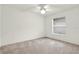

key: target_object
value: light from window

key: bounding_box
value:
[52,17,66,34]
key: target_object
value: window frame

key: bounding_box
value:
[52,17,66,34]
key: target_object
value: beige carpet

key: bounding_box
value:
[0,37,79,54]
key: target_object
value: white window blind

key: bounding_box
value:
[52,17,66,34]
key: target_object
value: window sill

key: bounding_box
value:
[52,33,65,35]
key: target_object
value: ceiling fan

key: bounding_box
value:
[37,4,54,15]
[38,4,48,14]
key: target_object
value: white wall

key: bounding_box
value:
[0,5,2,47]
[46,8,79,45]
[1,5,45,46]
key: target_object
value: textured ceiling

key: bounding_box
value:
[2,4,79,15]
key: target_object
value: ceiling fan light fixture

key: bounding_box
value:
[41,9,46,14]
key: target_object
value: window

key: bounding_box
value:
[52,17,66,34]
